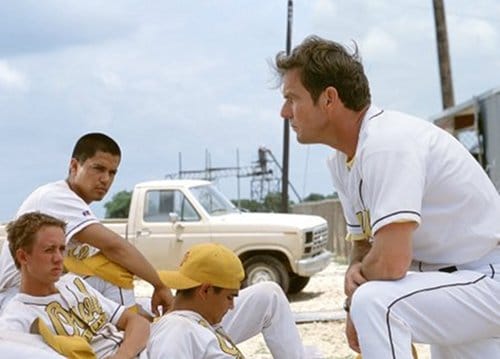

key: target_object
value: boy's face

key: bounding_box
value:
[69,150,120,204]
[18,225,66,286]
[204,286,239,325]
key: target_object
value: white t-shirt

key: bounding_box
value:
[328,105,500,267]
[149,310,244,359]
[0,180,99,289]
[0,274,125,358]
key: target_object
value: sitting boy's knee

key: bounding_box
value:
[245,281,285,305]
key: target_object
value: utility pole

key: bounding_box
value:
[281,0,293,213]
[432,0,455,109]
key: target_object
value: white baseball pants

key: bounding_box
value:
[222,281,306,359]
[350,266,500,359]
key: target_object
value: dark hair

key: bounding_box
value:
[275,35,371,111]
[71,133,121,164]
[6,212,66,269]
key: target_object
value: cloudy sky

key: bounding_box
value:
[1,0,499,220]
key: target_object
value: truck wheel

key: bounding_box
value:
[288,275,310,294]
[243,255,290,293]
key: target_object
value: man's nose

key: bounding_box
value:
[100,171,111,184]
[280,102,292,120]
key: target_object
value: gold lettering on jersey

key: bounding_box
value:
[46,301,78,336]
[73,277,108,331]
[68,245,90,260]
[45,278,108,342]
[198,319,244,358]
[356,210,372,238]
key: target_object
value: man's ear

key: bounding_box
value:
[68,158,79,177]
[323,86,339,108]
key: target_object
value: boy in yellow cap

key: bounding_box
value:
[148,242,246,358]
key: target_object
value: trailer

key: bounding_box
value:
[430,87,500,190]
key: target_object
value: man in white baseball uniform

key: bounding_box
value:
[275,35,500,358]
[0,133,306,358]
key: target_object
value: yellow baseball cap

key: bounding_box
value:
[158,243,244,290]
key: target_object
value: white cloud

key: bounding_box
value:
[99,71,123,89]
[311,0,338,31]
[450,17,499,55]
[217,104,250,118]
[360,27,398,60]
[0,60,28,90]
[313,0,337,17]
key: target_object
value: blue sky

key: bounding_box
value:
[1,0,499,220]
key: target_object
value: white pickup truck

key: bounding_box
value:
[1,180,332,294]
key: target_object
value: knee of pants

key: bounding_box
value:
[247,281,286,306]
[351,280,395,321]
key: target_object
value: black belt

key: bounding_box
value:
[438,265,458,273]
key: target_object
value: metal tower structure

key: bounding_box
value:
[165,147,301,203]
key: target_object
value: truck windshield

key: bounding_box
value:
[190,184,239,216]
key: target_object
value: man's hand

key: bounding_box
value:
[344,262,367,297]
[345,313,361,353]
[151,285,174,316]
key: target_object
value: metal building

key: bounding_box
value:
[430,87,500,190]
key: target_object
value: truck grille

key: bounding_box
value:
[303,224,328,258]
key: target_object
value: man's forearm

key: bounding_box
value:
[75,224,166,289]
[102,241,164,288]
[359,222,415,281]
[114,314,150,358]
[360,249,407,281]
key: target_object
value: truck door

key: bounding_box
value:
[134,189,211,270]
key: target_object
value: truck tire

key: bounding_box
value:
[288,275,310,294]
[243,255,290,293]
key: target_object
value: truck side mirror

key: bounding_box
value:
[169,212,179,223]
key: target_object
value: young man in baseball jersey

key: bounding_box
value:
[0,133,306,358]
[275,35,500,358]
[0,212,150,358]
[151,242,306,358]
[0,132,173,315]
[149,242,246,358]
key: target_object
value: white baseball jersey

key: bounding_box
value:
[149,310,244,358]
[328,105,500,268]
[0,274,126,358]
[0,180,99,289]
[330,105,500,358]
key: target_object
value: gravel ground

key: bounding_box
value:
[135,261,431,358]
